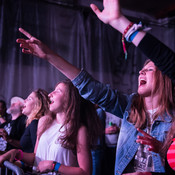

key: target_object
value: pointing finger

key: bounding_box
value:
[19,28,33,39]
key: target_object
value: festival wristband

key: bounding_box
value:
[52,161,61,172]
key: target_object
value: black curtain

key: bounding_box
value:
[0,0,175,106]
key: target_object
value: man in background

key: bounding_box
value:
[0,97,26,151]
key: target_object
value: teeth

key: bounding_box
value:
[140,80,146,85]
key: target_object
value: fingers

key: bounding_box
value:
[137,128,152,139]
[90,4,101,16]
[19,28,33,39]
[16,38,27,44]
[22,48,33,55]
[16,39,34,55]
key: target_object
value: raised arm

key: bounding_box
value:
[90,0,146,46]
[16,28,80,80]
[91,0,175,82]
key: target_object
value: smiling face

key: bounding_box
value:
[48,83,67,114]
[22,92,38,116]
[138,61,157,97]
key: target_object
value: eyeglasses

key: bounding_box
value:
[139,68,155,74]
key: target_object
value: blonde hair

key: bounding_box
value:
[26,89,50,127]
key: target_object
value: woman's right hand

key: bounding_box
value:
[16,28,55,60]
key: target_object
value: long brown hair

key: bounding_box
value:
[26,88,50,127]
[80,98,103,149]
[38,79,102,150]
[128,59,175,129]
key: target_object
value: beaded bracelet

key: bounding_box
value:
[122,22,134,60]
[15,149,23,161]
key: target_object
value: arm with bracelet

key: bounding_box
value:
[36,126,92,175]
[0,149,35,166]
[90,0,175,82]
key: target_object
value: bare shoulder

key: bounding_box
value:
[38,115,50,125]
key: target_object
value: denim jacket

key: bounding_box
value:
[72,70,172,175]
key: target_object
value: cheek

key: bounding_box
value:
[27,102,36,111]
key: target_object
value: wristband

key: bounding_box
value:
[129,30,139,42]
[52,161,61,172]
[15,149,23,161]
[122,22,134,60]
[20,161,25,169]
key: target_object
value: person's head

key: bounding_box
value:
[138,60,156,97]
[7,97,24,117]
[0,100,7,116]
[138,59,173,103]
[48,79,81,149]
[22,89,50,126]
[48,79,102,150]
[49,79,81,121]
[130,59,174,128]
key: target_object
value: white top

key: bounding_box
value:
[33,120,78,174]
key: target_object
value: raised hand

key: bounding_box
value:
[90,0,121,24]
[16,28,54,60]
[136,128,163,153]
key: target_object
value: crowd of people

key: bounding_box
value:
[0,0,175,174]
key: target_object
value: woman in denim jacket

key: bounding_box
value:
[16,0,175,174]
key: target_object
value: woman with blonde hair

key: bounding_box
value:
[20,88,50,153]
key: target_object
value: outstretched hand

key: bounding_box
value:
[16,28,54,60]
[90,0,121,24]
[136,128,163,153]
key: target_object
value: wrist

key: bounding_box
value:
[15,149,23,161]
[52,161,61,172]
[109,15,131,34]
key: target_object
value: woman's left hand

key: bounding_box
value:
[37,160,53,173]
[136,128,163,153]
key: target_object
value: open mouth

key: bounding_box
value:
[50,99,54,105]
[22,105,26,110]
[140,79,146,86]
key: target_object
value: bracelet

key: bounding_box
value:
[129,30,139,42]
[52,161,61,172]
[20,160,25,169]
[15,149,23,161]
[122,22,134,60]
[125,22,142,42]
